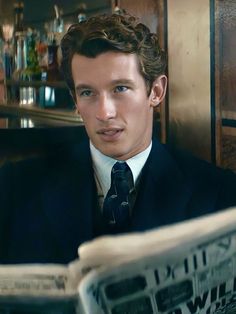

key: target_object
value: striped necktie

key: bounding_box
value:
[102,161,134,232]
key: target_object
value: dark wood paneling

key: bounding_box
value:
[119,0,168,143]
[219,0,236,112]
[120,0,160,32]
[215,0,236,171]
[221,134,236,172]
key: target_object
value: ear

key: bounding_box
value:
[149,75,167,107]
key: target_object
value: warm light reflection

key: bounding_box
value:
[20,118,34,128]
[19,87,36,106]
[2,24,14,42]
[45,86,55,104]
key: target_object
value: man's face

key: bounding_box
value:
[72,51,165,160]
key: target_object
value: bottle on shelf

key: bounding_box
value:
[39,34,61,108]
[11,1,42,106]
[1,23,14,82]
[13,33,29,105]
[1,22,14,105]
[4,1,73,110]
[53,5,64,34]
[13,1,25,71]
[23,30,41,81]
[14,1,24,34]
[77,4,87,23]
[13,30,42,106]
[46,35,60,82]
[11,1,26,104]
[36,39,47,72]
[0,38,6,103]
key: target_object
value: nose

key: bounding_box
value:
[96,94,116,121]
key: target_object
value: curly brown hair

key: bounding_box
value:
[60,13,167,98]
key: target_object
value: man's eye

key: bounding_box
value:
[114,86,128,93]
[80,90,93,97]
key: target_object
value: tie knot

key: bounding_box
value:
[112,161,129,174]
[111,162,133,189]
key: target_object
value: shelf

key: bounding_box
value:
[0,103,83,125]
[5,79,67,89]
[0,78,80,126]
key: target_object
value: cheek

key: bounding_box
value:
[76,103,89,118]
[77,107,97,135]
[129,99,151,119]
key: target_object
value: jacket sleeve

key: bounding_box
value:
[216,168,236,210]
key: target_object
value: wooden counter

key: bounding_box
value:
[0,102,83,128]
[0,102,86,166]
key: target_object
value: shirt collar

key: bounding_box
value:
[90,141,152,196]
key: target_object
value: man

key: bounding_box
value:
[0,13,235,264]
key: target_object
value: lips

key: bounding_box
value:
[97,127,122,134]
[97,127,123,141]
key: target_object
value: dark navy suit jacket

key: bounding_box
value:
[0,138,236,264]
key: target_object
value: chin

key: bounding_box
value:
[101,147,128,160]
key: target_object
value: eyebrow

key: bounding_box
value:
[111,79,135,86]
[75,84,92,91]
[75,79,134,89]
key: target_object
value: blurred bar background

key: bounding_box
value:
[0,0,235,172]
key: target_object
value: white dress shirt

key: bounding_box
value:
[90,141,152,205]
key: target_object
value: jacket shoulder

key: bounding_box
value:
[159,142,236,210]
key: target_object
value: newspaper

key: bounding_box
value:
[0,207,236,313]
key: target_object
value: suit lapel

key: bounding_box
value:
[40,140,97,261]
[40,138,193,257]
[131,139,192,231]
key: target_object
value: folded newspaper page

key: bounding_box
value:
[0,207,235,313]
[78,207,236,314]
[0,264,81,313]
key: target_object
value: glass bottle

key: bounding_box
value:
[0,38,6,103]
[1,23,14,81]
[13,33,27,105]
[13,30,41,106]
[14,1,24,34]
[39,36,59,108]
[47,36,60,82]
